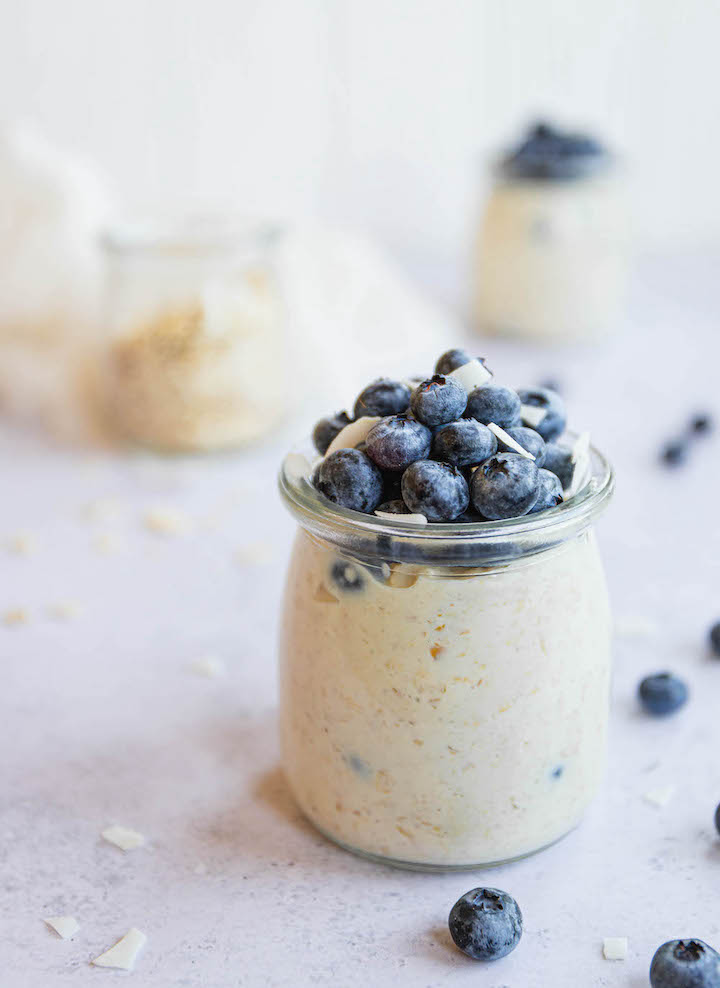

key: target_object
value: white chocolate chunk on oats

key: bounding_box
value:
[448,359,492,394]
[92,928,147,971]
[643,785,676,808]
[374,511,428,525]
[3,608,29,627]
[487,423,535,460]
[101,825,146,851]
[520,403,546,429]
[190,655,226,678]
[603,937,628,960]
[325,416,382,457]
[45,915,80,939]
[143,507,193,536]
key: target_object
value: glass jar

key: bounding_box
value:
[98,213,284,452]
[278,442,614,870]
[474,124,630,342]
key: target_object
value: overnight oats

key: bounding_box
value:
[278,349,614,869]
[474,122,629,342]
[98,214,284,451]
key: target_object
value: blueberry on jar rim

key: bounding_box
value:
[401,460,469,522]
[353,378,411,419]
[432,419,498,468]
[409,375,467,427]
[470,453,540,520]
[543,442,574,489]
[365,415,432,472]
[315,448,384,514]
[528,469,564,513]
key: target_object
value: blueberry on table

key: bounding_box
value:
[516,387,566,442]
[470,453,540,520]
[353,378,411,419]
[434,348,472,376]
[312,411,352,455]
[375,499,410,515]
[650,939,720,988]
[432,419,498,468]
[661,438,689,467]
[710,622,720,657]
[466,385,522,429]
[448,887,523,962]
[365,416,432,472]
[714,802,720,837]
[401,460,469,521]
[410,375,467,427]
[528,468,564,513]
[690,413,713,436]
[496,426,546,466]
[638,673,688,716]
[543,442,574,489]
[315,449,384,513]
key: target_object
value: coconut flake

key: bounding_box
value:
[448,359,492,394]
[101,824,146,851]
[571,431,591,463]
[567,433,592,497]
[520,403,546,429]
[487,423,535,460]
[92,928,147,971]
[374,511,428,525]
[603,937,628,960]
[45,915,80,939]
[325,416,381,457]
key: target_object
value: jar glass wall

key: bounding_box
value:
[278,443,614,870]
[98,213,285,452]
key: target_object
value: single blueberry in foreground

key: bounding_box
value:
[661,438,689,467]
[330,560,365,593]
[649,939,720,988]
[516,387,566,442]
[496,425,546,466]
[710,622,720,657]
[410,375,467,427]
[638,673,688,716]
[690,413,713,436]
[401,460,469,521]
[315,449,384,514]
[312,411,352,454]
[365,416,432,472]
[448,887,523,962]
[470,453,540,520]
[434,348,472,376]
[543,442,574,489]
[353,378,411,419]
[528,468,564,513]
[432,419,498,468]
[466,385,521,429]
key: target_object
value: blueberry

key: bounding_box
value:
[330,560,365,593]
[401,460,469,521]
[661,438,689,467]
[375,498,410,514]
[353,378,411,419]
[312,411,352,455]
[434,348,472,376]
[516,387,566,442]
[315,449,384,514]
[714,802,720,837]
[543,442,573,489]
[365,416,432,472]
[432,419,498,468]
[448,887,523,962]
[710,622,720,657]
[466,385,521,429]
[650,939,720,988]
[691,413,713,436]
[528,468,563,513]
[410,375,467,427]
[470,453,540,520]
[551,765,564,779]
[496,426,546,466]
[638,672,688,716]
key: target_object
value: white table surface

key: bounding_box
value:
[3,252,720,987]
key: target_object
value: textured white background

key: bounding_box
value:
[2,252,720,986]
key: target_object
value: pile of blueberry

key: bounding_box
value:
[312,348,576,523]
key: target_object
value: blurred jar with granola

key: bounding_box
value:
[98,213,285,451]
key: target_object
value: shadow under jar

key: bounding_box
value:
[278,443,614,871]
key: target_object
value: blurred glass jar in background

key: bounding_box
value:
[474,123,630,343]
[98,214,285,452]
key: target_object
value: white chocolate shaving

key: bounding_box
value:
[325,416,382,457]
[374,511,428,525]
[571,431,591,463]
[448,359,492,394]
[92,928,147,971]
[44,916,79,939]
[603,937,628,960]
[487,423,535,460]
[101,825,146,851]
[520,403,546,429]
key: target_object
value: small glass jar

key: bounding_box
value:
[98,213,284,452]
[474,123,630,342]
[278,443,614,870]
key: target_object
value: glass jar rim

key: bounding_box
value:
[279,435,614,566]
[101,209,283,256]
